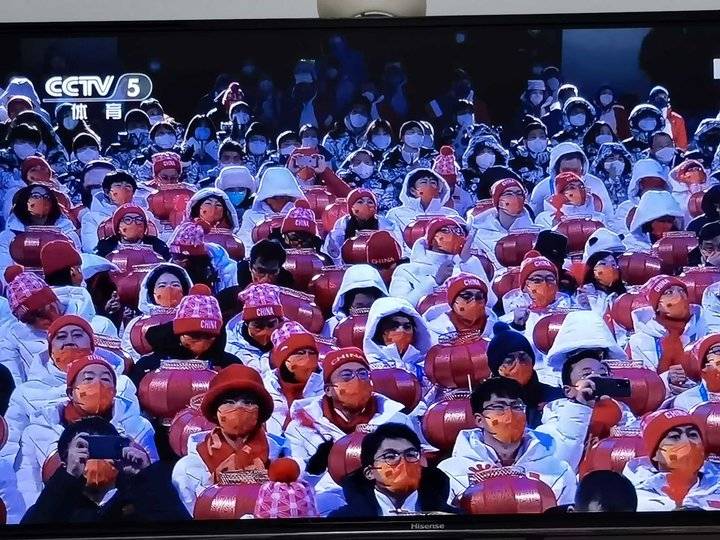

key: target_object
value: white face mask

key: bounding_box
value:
[302,137,318,148]
[569,113,586,127]
[233,112,250,125]
[14,142,37,160]
[529,93,544,106]
[595,134,613,145]
[351,162,374,179]
[457,113,474,127]
[603,159,625,176]
[599,94,613,106]
[155,133,177,149]
[280,145,297,156]
[248,140,267,155]
[148,114,164,125]
[349,113,368,129]
[526,137,547,154]
[475,152,496,170]
[404,133,423,149]
[655,146,675,164]
[372,134,391,150]
[638,118,657,132]
[63,117,78,130]
[77,148,100,164]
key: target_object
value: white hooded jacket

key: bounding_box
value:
[611,158,669,235]
[534,196,608,229]
[262,368,325,438]
[468,207,539,270]
[185,187,241,233]
[702,281,720,333]
[437,428,576,506]
[224,313,272,374]
[624,190,684,253]
[79,190,148,253]
[423,303,496,344]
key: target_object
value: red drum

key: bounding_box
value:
[605,361,666,416]
[204,228,245,261]
[168,394,215,457]
[425,331,490,389]
[106,244,164,274]
[327,424,376,484]
[618,252,663,286]
[370,368,422,414]
[9,226,72,268]
[459,466,557,514]
[553,217,604,254]
[193,469,269,519]
[277,287,325,334]
[333,308,370,349]
[308,265,348,318]
[652,232,699,275]
[421,391,475,453]
[494,230,539,268]
[128,308,177,356]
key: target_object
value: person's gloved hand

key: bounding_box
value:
[305,439,334,475]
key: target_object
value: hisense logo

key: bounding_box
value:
[410,522,445,530]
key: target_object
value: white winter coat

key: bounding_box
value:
[185,187,241,233]
[610,158,669,236]
[224,313,272,375]
[323,213,405,263]
[701,281,720,333]
[468,207,539,270]
[262,368,325,438]
[423,304,496,344]
[623,190,684,253]
[79,191,147,253]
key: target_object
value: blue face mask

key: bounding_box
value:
[228,190,247,207]
[195,127,212,141]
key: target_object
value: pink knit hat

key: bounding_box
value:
[168,219,209,256]
[270,321,317,368]
[254,458,318,519]
[7,271,58,319]
[281,200,317,235]
[239,283,284,321]
[172,288,223,336]
[432,145,459,187]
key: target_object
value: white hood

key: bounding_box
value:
[702,282,720,316]
[471,207,537,233]
[53,285,99,320]
[545,310,627,370]
[548,142,588,181]
[628,190,684,233]
[89,191,119,219]
[363,296,433,363]
[628,159,669,202]
[1,77,41,107]
[330,264,388,317]
[251,166,305,210]
[397,168,452,210]
[186,187,240,232]
[136,263,193,315]
[81,254,119,281]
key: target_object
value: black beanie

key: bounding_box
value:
[699,221,720,243]
[534,230,568,265]
[487,321,536,374]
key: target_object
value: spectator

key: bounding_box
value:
[571,470,637,512]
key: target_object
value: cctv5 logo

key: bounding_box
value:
[43,73,153,103]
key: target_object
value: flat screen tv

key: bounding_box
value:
[1,9,720,540]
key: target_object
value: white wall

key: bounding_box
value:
[0,0,717,22]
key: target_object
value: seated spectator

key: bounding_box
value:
[95,204,170,260]
[571,470,637,512]
[535,172,607,228]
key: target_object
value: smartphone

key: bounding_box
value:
[589,377,632,398]
[86,435,130,460]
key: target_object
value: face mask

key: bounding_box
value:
[499,194,525,216]
[154,286,183,308]
[529,94,543,106]
[301,136,318,148]
[200,204,224,225]
[658,292,690,320]
[485,410,526,444]
[383,329,413,355]
[651,220,675,239]
[77,148,99,164]
[374,460,422,496]
[333,378,373,410]
[563,186,586,206]
[457,113,474,127]
[655,147,675,164]
[280,145,297,157]
[403,133,423,149]
[148,114,164,125]
[351,162,374,180]
[52,347,93,373]
[233,113,250,125]
[453,296,486,322]
[63,117,79,130]
[526,138,547,154]
[249,141,267,155]
[432,231,465,255]
[285,352,318,383]
[228,191,247,207]
[194,127,212,141]
[660,441,705,475]
[604,160,625,176]
[109,186,134,206]
[372,134,392,150]
[72,381,116,415]
[547,78,560,92]
[248,325,274,346]
[702,355,720,392]
[475,153,496,170]
[349,113,369,129]
[28,197,51,217]
[155,133,176,149]
[653,98,669,110]
[638,118,657,132]
[180,335,215,357]
[569,113,586,127]
[499,361,534,386]
[352,201,376,221]
[84,459,118,490]
[14,143,37,160]
[119,222,145,241]
[599,94,613,106]
[594,265,620,287]
[526,282,558,308]
[217,404,259,438]
[595,134,613,146]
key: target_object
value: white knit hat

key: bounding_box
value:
[215,166,256,192]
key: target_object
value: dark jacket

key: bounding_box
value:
[521,372,564,429]
[686,184,720,235]
[328,467,456,518]
[0,363,15,415]
[95,235,171,260]
[22,463,190,524]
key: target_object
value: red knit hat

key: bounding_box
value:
[322,347,369,383]
[446,273,488,305]
[281,200,317,235]
[168,219,210,256]
[200,364,273,422]
[346,188,377,214]
[40,240,82,276]
[641,409,703,457]
[491,178,525,208]
[65,354,117,391]
[47,315,95,353]
[554,171,584,194]
[239,283,284,321]
[645,275,687,310]
[7,271,58,319]
[21,155,52,184]
[254,458,318,518]
[519,250,558,287]
[172,290,223,336]
[364,231,402,265]
[4,264,24,284]
[432,146,459,187]
[425,217,464,245]
[152,151,182,177]
[270,321,317,369]
[112,203,147,234]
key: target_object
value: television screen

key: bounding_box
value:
[1,10,720,540]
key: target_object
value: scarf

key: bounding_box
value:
[321,395,377,435]
[656,314,690,374]
[278,377,306,429]
[448,310,488,334]
[197,427,269,482]
[62,402,113,426]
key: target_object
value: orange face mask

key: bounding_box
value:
[200,204,225,226]
[154,286,184,308]
[526,282,558,308]
[375,460,422,496]
[702,355,720,392]
[485,410,526,444]
[432,231,465,255]
[28,198,51,217]
[52,347,93,373]
[651,220,675,239]
[499,361,534,386]
[109,186,133,206]
[119,222,145,241]
[179,335,215,357]
[352,202,376,222]
[594,265,620,288]
[563,186,586,206]
[453,296,486,323]
[498,194,525,216]
[72,381,115,415]
[660,441,705,475]
[217,403,259,438]
[334,378,373,411]
[658,292,691,320]
[383,330,413,356]
[84,459,119,490]
[248,326,273,346]
[285,352,319,383]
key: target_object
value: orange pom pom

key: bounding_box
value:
[4,264,25,283]
[523,250,542,261]
[189,284,213,296]
[268,458,300,483]
[294,199,311,210]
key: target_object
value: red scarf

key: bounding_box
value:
[448,310,488,333]
[278,377,306,429]
[62,402,112,425]
[197,427,269,482]
[656,314,690,374]
[321,395,377,435]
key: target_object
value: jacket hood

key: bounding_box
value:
[137,263,193,315]
[628,159,669,202]
[1,77,42,106]
[624,456,720,498]
[53,285,98,320]
[331,264,388,317]
[562,97,596,121]
[545,310,627,370]
[630,304,703,339]
[252,166,305,209]
[590,142,634,176]
[702,281,720,315]
[89,191,119,215]
[461,135,509,169]
[186,187,240,231]
[363,296,432,361]
[701,184,720,217]
[694,118,720,140]
[628,190,684,233]
[548,142,588,180]
[398,167,452,208]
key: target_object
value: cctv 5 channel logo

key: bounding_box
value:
[43,73,153,103]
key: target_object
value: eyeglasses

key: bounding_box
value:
[373,448,421,467]
[387,321,413,331]
[500,352,532,366]
[501,190,525,198]
[29,192,51,200]
[334,368,370,383]
[438,226,464,236]
[248,318,280,330]
[527,275,557,285]
[251,265,280,276]
[457,291,486,302]
[158,174,179,182]
[218,400,259,412]
[120,215,146,225]
[415,178,439,187]
[482,402,526,414]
